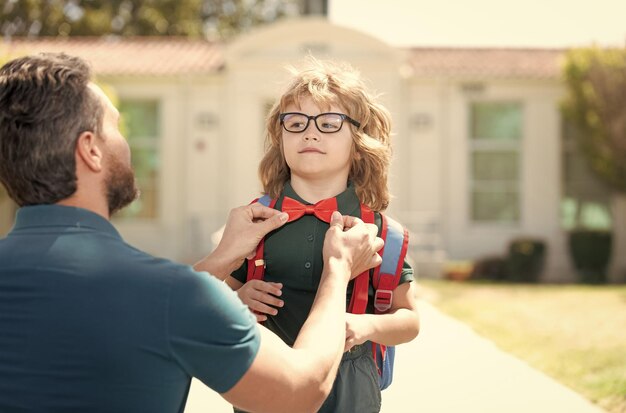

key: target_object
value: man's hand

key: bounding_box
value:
[344,313,372,352]
[322,211,383,282]
[237,280,284,322]
[194,203,288,279]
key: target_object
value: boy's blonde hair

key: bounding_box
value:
[259,57,392,211]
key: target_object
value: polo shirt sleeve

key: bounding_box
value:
[167,267,260,393]
[400,260,414,284]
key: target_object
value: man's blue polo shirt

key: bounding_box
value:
[0,205,260,413]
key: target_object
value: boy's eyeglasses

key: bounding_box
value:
[279,112,361,134]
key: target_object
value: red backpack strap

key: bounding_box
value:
[246,195,276,282]
[348,204,375,314]
[372,214,409,313]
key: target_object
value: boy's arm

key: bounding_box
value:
[224,275,243,290]
[344,281,420,350]
[222,212,383,413]
[226,276,284,323]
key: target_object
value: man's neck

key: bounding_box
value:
[57,195,110,220]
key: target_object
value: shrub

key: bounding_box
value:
[443,261,474,281]
[505,238,546,283]
[471,256,507,281]
[568,230,612,284]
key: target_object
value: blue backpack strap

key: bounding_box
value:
[373,214,409,312]
[371,213,409,391]
[256,194,273,207]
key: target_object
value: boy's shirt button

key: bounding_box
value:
[304,261,312,269]
[307,234,314,242]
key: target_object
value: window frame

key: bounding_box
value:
[467,100,524,226]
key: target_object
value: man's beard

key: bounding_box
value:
[105,155,140,216]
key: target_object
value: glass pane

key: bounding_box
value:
[472,190,520,223]
[131,147,160,182]
[560,197,578,230]
[119,101,159,139]
[560,197,611,231]
[117,100,160,219]
[471,102,522,141]
[580,202,612,230]
[472,151,519,181]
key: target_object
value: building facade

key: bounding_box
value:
[1,17,620,281]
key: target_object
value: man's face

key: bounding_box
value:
[88,84,139,216]
[105,150,139,216]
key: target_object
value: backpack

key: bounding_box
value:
[247,194,409,390]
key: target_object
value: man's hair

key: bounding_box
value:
[259,57,392,211]
[0,53,103,206]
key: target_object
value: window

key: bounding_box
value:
[469,102,522,224]
[117,100,161,219]
[560,120,612,230]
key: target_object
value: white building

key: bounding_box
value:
[1,17,621,282]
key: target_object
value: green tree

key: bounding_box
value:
[562,47,626,282]
[562,47,626,193]
[1,0,300,40]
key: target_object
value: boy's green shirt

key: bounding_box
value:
[232,181,413,346]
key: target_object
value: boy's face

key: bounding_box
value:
[281,96,354,185]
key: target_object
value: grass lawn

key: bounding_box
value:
[418,280,626,413]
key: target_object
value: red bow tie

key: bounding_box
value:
[282,196,338,223]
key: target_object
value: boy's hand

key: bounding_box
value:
[237,280,284,322]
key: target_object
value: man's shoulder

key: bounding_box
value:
[116,242,205,283]
[52,230,204,287]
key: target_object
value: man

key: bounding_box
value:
[0,53,383,413]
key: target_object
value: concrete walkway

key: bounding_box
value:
[184,300,607,413]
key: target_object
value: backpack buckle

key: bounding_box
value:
[374,289,393,312]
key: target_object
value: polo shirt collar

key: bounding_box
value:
[12,204,122,238]
[282,181,361,216]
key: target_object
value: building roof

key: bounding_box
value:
[2,37,565,79]
[406,47,565,79]
[1,37,224,76]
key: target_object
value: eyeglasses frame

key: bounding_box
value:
[279,112,361,134]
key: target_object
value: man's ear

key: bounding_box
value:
[76,132,104,173]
